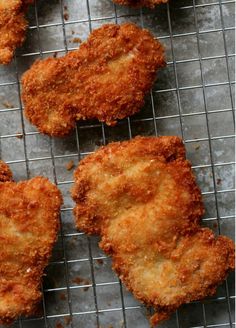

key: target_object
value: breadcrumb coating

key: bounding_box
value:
[71,136,235,325]
[0,161,13,182]
[0,163,62,325]
[0,0,33,65]
[22,23,165,137]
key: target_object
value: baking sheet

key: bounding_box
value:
[0,0,235,327]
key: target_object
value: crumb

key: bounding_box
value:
[216,178,222,185]
[16,133,23,139]
[56,322,64,328]
[53,52,58,58]
[63,5,69,21]
[50,276,58,288]
[64,13,69,21]
[66,160,75,171]
[64,316,72,326]
[2,101,14,109]
[73,276,83,284]
[72,30,75,35]
[213,223,218,229]
[119,320,125,328]
[96,258,104,265]
[71,236,77,245]
[195,145,200,151]
[72,276,91,291]
[59,293,66,301]
[83,279,90,291]
[72,37,82,44]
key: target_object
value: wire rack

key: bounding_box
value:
[0,0,235,327]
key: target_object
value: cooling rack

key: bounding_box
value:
[0,0,235,327]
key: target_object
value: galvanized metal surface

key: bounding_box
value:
[0,0,235,327]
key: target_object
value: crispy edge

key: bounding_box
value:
[0,160,13,182]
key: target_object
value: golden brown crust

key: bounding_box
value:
[113,0,168,8]
[0,160,13,182]
[71,136,235,325]
[21,23,166,137]
[0,0,33,65]
[0,171,62,325]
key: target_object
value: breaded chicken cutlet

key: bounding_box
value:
[21,23,165,137]
[0,162,62,325]
[0,0,33,65]
[113,0,168,8]
[71,136,235,326]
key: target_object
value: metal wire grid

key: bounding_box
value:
[0,0,235,327]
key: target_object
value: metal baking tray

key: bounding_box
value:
[0,0,235,327]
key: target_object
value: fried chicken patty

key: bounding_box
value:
[0,163,62,325]
[113,0,168,8]
[71,136,235,325]
[0,0,33,65]
[21,23,165,137]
